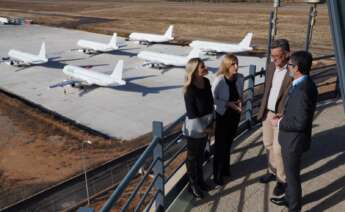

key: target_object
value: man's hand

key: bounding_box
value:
[270,115,282,127]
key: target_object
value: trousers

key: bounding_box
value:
[186,136,207,186]
[213,109,240,178]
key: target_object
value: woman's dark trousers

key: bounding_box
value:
[213,110,240,179]
[186,136,207,188]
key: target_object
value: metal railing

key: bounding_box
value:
[99,64,263,212]
[94,57,338,211]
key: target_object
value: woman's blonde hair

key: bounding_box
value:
[183,58,203,93]
[216,54,238,77]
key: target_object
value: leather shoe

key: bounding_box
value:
[273,182,286,196]
[270,196,288,207]
[259,173,276,184]
[188,184,204,199]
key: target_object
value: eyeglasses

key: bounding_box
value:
[287,63,296,68]
[230,62,238,66]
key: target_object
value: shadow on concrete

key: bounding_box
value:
[14,57,89,72]
[189,100,344,212]
[106,48,139,58]
[85,48,139,58]
[114,82,182,96]
[301,124,345,211]
[75,75,181,97]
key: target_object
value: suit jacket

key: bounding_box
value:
[257,63,293,120]
[278,76,318,153]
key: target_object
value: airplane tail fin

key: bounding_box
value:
[38,42,46,59]
[187,48,201,60]
[108,33,118,49]
[110,60,125,85]
[164,25,174,39]
[238,32,253,48]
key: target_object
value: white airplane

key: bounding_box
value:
[3,42,48,66]
[137,48,202,69]
[49,60,126,89]
[0,17,9,24]
[77,33,125,54]
[129,25,174,45]
[189,32,254,55]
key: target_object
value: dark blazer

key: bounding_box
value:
[257,63,293,121]
[278,76,318,153]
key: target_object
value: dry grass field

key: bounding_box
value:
[0,0,333,55]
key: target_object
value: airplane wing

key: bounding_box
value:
[49,79,83,88]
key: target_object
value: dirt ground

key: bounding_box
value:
[0,0,333,54]
[0,91,149,207]
[0,0,336,209]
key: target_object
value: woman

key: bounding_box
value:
[212,54,244,185]
[183,58,214,199]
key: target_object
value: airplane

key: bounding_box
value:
[129,25,174,45]
[0,17,8,24]
[49,60,126,89]
[189,32,254,56]
[2,42,48,66]
[76,33,125,54]
[137,48,202,69]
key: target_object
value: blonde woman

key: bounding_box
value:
[182,58,214,199]
[212,54,244,185]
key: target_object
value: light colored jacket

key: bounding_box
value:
[212,74,244,115]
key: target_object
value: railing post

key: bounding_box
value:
[152,121,165,211]
[266,11,274,71]
[245,65,256,129]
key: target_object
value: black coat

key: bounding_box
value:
[278,76,318,153]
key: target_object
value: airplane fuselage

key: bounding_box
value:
[0,17,9,24]
[137,51,187,67]
[63,65,124,87]
[129,33,172,43]
[190,41,253,53]
[8,50,48,64]
[77,40,115,52]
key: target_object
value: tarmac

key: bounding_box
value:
[168,99,345,212]
[0,24,266,140]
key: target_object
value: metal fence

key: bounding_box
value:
[98,52,338,211]
[99,64,264,212]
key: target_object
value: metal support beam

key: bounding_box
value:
[152,121,165,211]
[327,0,345,111]
[266,11,274,71]
[245,65,256,129]
[305,4,318,51]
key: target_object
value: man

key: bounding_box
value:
[257,39,293,196]
[270,51,318,212]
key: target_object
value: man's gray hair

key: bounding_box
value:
[271,39,290,52]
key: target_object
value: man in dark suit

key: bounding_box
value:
[258,39,293,196]
[270,51,318,212]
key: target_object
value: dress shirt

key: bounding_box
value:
[267,65,287,112]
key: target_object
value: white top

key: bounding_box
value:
[212,74,244,115]
[267,65,287,112]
